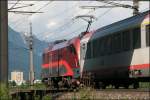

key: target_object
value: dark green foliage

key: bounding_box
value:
[0,83,10,100]
[42,95,52,100]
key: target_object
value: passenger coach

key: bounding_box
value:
[81,10,150,89]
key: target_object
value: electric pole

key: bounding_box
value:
[133,0,139,15]
[29,22,34,86]
[8,4,42,86]
[0,0,8,84]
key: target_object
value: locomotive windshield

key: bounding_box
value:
[68,44,77,55]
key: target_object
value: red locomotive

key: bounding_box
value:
[42,37,80,88]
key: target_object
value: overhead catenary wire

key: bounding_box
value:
[37,1,93,39]
[9,1,148,42]
[46,2,111,40]
[59,1,123,40]
[9,0,21,10]
[43,0,111,37]
[30,1,53,17]
[36,2,83,37]
[10,1,92,40]
[55,6,115,40]
[34,0,125,40]
[10,1,53,31]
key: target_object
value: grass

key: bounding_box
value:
[0,83,11,100]
[9,82,47,90]
[139,82,150,88]
[72,87,92,100]
[42,95,52,100]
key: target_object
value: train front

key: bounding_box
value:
[41,38,80,88]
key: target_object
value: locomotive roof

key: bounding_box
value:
[90,10,150,41]
[50,37,78,51]
[51,41,69,51]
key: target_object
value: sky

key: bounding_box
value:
[8,0,149,42]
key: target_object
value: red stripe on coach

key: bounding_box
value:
[129,64,150,70]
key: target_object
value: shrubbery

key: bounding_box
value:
[42,95,52,100]
[0,83,10,100]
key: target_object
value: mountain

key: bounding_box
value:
[8,26,48,80]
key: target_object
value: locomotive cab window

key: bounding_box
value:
[146,24,150,46]
[43,53,49,64]
[69,44,76,55]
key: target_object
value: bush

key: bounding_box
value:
[33,83,46,89]
[42,95,52,100]
[0,83,10,100]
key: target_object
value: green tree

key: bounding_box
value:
[0,83,10,100]
[12,81,16,87]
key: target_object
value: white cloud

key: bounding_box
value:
[46,20,57,29]
[8,1,149,41]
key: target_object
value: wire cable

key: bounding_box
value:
[11,1,53,31]
[9,0,21,10]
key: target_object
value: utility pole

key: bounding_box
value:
[133,0,139,15]
[8,5,42,86]
[0,0,8,84]
[29,22,34,86]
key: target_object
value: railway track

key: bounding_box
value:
[10,87,149,100]
[56,87,150,100]
[95,88,150,92]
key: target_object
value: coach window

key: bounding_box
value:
[104,37,108,55]
[117,33,122,52]
[86,42,91,59]
[112,34,117,53]
[96,39,100,57]
[98,39,102,56]
[106,36,112,54]
[122,30,131,51]
[97,39,101,57]
[93,40,96,58]
[146,24,150,46]
[100,38,105,56]
[132,27,141,49]
[113,33,121,53]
